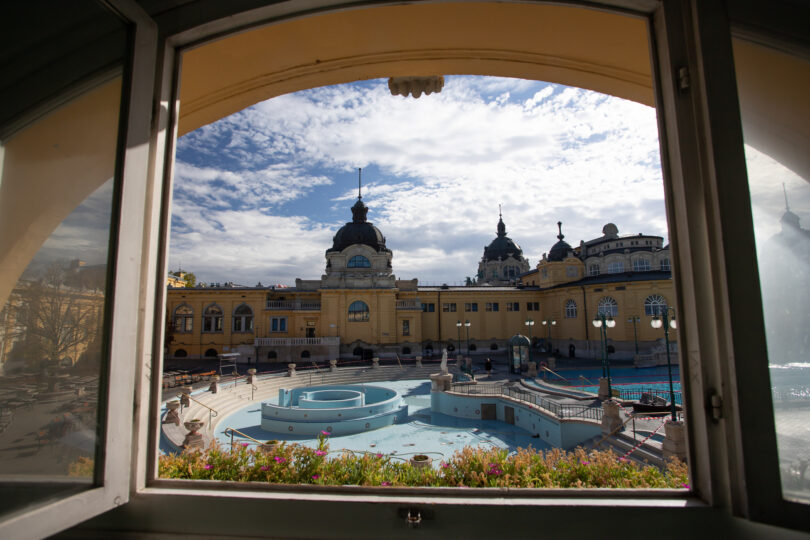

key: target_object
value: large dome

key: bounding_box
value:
[547,221,572,261]
[483,215,525,262]
[327,198,390,254]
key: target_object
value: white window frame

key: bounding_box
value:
[565,300,577,319]
[270,316,287,333]
[5,0,801,537]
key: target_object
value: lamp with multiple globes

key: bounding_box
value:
[592,313,616,397]
[651,307,678,421]
[524,318,535,364]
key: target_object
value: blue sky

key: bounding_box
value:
[164,76,807,286]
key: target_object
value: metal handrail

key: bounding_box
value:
[176,392,219,426]
[448,383,603,421]
[541,366,570,384]
[224,426,267,449]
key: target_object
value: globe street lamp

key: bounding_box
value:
[592,313,617,398]
[464,320,471,358]
[524,318,535,364]
[627,316,640,355]
[542,319,556,353]
[456,320,463,364]
[651,307,678,421]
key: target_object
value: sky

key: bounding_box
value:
[25,75,805,286]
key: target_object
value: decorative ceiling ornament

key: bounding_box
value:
[387,76,445,98]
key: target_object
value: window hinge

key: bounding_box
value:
[709,390,723,422]
[677,67,690,92]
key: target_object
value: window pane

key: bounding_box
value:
[0,76,122,515]
[733,37,810,504]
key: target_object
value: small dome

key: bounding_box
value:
[483,214,525,262]
[548,221,572,262]
[327,197,390,253]
[781,209,801,230]
[602,223,619,238]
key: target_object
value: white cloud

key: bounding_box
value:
[172,76,674,285]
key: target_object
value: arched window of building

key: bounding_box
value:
[352,347,364,357]
[565,299,577,319]
[267,351,277,360]
[173,304,193,333]
[402,346,411,355]
[490,343,498,351]
[661,258,671,271]
[174,349,187,358]
[505,265,518,278]
[300,350,310,358]
[469,344,477,352]
[202,304,223,332]
[232,304,253,332]
[348,301,369,322]
[644,294,668,316]
[597,296,619,317]
[347,255,370,268]
[633,258,651,272]
[204,348,218,358]
[588,264,600,276]
[607,261,624,274]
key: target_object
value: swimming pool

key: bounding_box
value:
[541,366,683,404]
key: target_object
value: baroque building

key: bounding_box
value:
[476,210,530,285]
[166,197,675,364]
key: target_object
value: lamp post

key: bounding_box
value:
[541,319,556,353]
[592,312,616,397]
[456,320,462,359]
[464,320,471,357]
[627,316,640,355]
[524,318,535,364]
[651,307,678,421]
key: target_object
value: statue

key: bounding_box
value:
[440,348,448,374]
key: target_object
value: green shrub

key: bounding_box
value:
[159,433,688,489]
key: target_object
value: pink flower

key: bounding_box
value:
[240,442,249,447]
[315,450,327,456]
[381,481,391,486]
[312,474,320,480]
[581,460,590,465]
[375,453,383,458]
[441,462,450,469]
[681,483,690,489]
[619,457,629,463]
[204,464,212,470]
[260,465,269,471]
[320,430,330,436]
[274,456,286,463]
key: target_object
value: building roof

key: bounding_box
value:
[327,197,390,254]
[482,213,525,262]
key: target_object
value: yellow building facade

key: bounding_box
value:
[166,197,675,364]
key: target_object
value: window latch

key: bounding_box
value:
[678,67,690,92]
[709,390,723,421]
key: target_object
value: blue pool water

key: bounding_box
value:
[543,366,683,404]
[215,379,551,462]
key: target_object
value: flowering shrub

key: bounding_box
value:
[159,435,688,489]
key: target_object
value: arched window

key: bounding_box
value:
[469,344,477,352]
[204,348,218,358]
[661,258,671,271]
[607,261,624,274]
[505,265,518,278]
[597,297,619,317]
[174,349,187,358]
[232,304,253,332]
[352,346,364,357]
[490,343,498,351]
[173,304,193,333]
[565,299,577,318]
[348,300,369,322]
[267,351,277,360]
[202,304,223,332]
[644,294,668,316]
[632,258,651,272]
[402,346,411,355]
[588,264,600,276]
[347,255,370,268]
[300,350,310,358]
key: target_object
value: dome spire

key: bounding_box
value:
[358,167,362,200]
[557,221,564,241]
[497,204,506,237]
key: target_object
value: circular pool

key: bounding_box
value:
[261,384,408,436]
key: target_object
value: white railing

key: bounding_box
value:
[254,337,340,346]
[265,300,321,310]
[396,299,423,310]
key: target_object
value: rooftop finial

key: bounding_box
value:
[358,168,362,200]
[557,221,564,241]
[499,203,502,219]
[783,182,790,212]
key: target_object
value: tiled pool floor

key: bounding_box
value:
[215,379,551,462]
